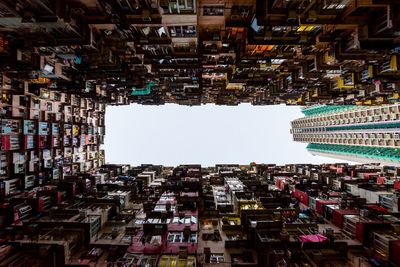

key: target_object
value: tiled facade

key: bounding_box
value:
[291,104,400,165]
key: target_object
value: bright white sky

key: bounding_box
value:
[103,104,355,167]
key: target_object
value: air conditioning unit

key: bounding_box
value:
[149,0,158,8]
[264,31,272,40]
[306,10,317,23]
[230,7,240,19]
[212,33,220,41]
[361,66,374,81]
[18,205,33,219]
[299,35,307,44]
[343,73,354,86]
[142,9,151,22]
[287,10,297,23]
[381,59,391,72]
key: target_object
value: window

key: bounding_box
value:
[210,254,224,263]
[157,27,167,37]
[171,216,197,224]
[203,6,224,16]
[167,0,195,13]
[189,233,197,243]
[231,6,251,18]
[167,232,197,243]
[154,204,176,212]
[173,43,196,53]
[323,0,350,10]
[167,232,183,242]
[140,27,151,36]
[54,92,61,101]
[179,0,194,9]
[169,26,196,37]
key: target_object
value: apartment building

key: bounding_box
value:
[0,1,399,106]
[291,104,400,165]
[2,162,400,266]
[1,77,106,197]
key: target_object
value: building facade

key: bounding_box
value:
[1,0,400,106]
[291,104,400,165]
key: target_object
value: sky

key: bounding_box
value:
[103,104,355,167]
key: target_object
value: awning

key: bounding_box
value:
[299,234,328,243]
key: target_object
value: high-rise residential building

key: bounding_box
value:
[291,104,400,165]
